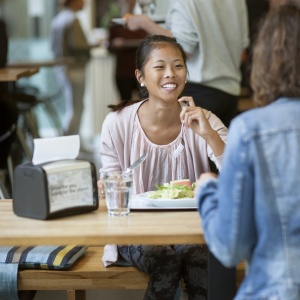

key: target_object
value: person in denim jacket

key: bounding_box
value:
[196,2,300,299]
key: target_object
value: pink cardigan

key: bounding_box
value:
[100,100,227,194]
[100,100,227,266]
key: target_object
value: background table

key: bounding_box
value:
[0,67,39,82]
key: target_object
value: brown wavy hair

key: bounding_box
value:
[108,35,188,112]
[251,1,300,107]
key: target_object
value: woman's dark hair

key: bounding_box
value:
[108,35,188,112]
[251,1,300,106]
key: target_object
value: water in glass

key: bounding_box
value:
[104,172,132,216]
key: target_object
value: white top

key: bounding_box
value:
[165,0,249,96]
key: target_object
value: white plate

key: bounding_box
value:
[135,192,197,208]
[111,18,126,25]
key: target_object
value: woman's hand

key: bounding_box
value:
[178,96,215,137]
[123,13,148,31]
[195,173,218,209]
[178,96,225,157]
[195,172,218,190]
[122,13,172,37]
[97,179,105,200]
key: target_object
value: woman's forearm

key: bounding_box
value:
[205,130,225,158]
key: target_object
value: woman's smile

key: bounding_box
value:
[161,82,178,92]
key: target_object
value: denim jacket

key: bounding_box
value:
[198,97,300,300]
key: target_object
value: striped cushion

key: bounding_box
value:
[0,245,87,270]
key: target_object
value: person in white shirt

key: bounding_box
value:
[50,0,96,135]
[123,0,249,127]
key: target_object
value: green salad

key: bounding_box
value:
[148,182,195,199]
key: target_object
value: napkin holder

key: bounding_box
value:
[13,159,98,220]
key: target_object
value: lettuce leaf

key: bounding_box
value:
[147,183,194,199]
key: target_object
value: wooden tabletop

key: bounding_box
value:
[6,57,76,69]
[7,60,60,68]
[0,200,204,246]
[0,67,39,82]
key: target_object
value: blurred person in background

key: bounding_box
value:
[123,0,249,128]
[108,0,147,101]
[50,0,98,136]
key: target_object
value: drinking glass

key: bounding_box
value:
[104,171,132,216]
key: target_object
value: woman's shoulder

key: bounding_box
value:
[103,101,143,127]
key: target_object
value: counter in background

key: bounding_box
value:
[80,47,120,147]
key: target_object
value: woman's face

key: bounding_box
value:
[139,44,187,103]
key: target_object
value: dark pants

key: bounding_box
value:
[183,83,238,128]
[118,244,208,300]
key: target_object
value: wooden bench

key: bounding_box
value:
[18,247,246,300]
[18,247,148,300]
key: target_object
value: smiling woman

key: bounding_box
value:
[135,34,187,100]
[99,34,228,300]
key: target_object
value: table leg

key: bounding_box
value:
[208,250,236,300]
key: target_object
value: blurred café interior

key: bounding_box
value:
[0,0,167,138]
[0,0,283,198]
[0,0,287,299]
[0,0,169,197]
[1,0,285,201]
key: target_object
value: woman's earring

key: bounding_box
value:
[141,83,145,87]
[185,80,187,84]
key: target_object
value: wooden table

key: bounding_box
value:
[0,199,204,246]
[0,67,39,82]
[6,57,75,69]
[0,199,236,300]
[7,60,61,68]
